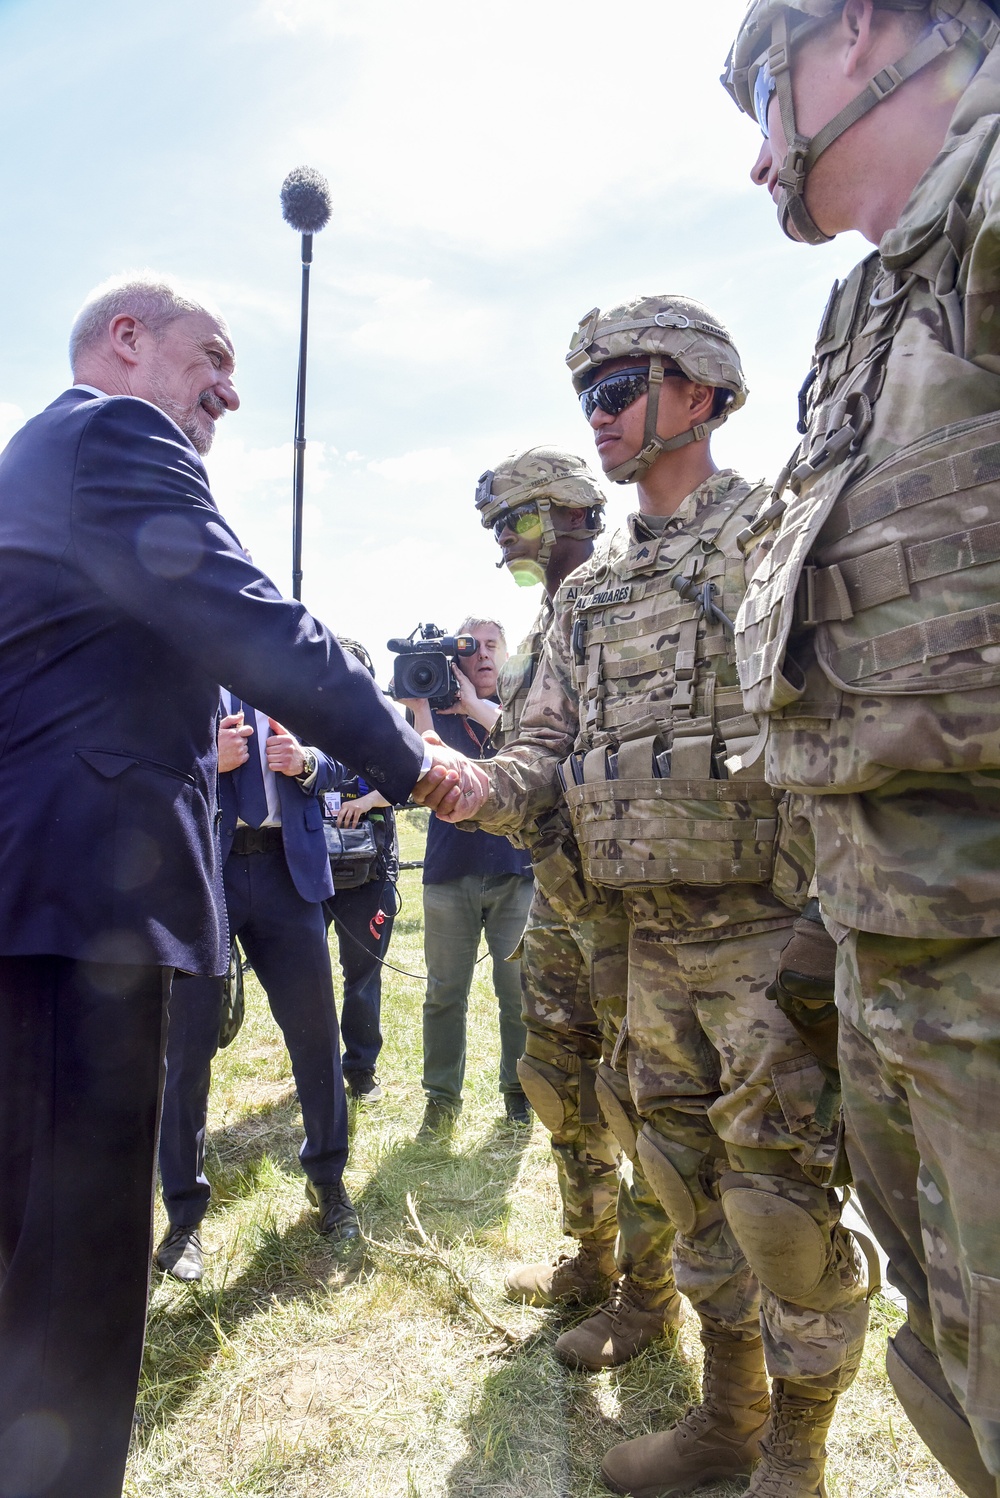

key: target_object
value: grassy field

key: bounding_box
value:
[126,810,962,1498]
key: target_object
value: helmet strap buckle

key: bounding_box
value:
[777,142,810,195]
[767,37,790,75]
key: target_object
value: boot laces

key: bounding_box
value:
[669,1341,728,1437]
[604,1274,645,1327]
[748,1397,828,1496]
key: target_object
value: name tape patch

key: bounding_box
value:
[576,583,633,611]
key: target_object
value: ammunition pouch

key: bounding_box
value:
[530,839,598,921]
[563,727,780,890]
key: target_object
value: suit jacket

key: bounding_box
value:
[218,740,337,904]
[0,389,424,974]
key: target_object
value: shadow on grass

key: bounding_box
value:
[442,1327,704,1498]
[355,1117,533,1242]
[138,1195,368,1440]
[139,1115,532,1447]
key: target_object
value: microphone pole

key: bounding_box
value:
[292,232,312,603]
[280,166,332,602]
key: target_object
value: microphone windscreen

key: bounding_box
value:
[280,166,332,234]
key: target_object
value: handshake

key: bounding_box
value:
[411,731,490,821]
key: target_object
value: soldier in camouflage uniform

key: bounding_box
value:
[723,4,1000,1495]
[476,449,681,1366]
[444,298,872,1498]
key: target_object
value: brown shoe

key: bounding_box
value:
[505,1240,616,1308]
[739,1382,837,1498]
[601,1322,769,1496]
[554,1275,683,1370]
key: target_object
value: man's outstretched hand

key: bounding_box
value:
[412,731,490,819]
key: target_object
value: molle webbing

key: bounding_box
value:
[572,480,757,738]
[562,477,779,891]
[810,411,1000,694]
[565,771,780,889]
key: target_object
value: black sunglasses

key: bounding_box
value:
[579,365,687,421]
[492,501,541,540]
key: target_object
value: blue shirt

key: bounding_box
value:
[422,710,532,886]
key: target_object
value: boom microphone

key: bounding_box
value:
[280,165,332,601]
[280,165,332,235]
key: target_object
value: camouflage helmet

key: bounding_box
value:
[566,296,747,484]
[337,636,375,676]
[475,446,606,585]
[722,0,1000,245]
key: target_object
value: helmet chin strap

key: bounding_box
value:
[605,357,729,485]
[498,499,604,576]
[770,3,999,247]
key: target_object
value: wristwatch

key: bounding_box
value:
[297,748,317,781]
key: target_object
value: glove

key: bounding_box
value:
[767,898,839,1075]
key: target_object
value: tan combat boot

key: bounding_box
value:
[601,1324,769,1496]
[505,1240,616,1307]
[554,1275,683,1370]
[740,1381,837,1497]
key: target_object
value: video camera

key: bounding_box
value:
[387,623,478,711]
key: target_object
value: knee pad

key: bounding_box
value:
[635,1124,716,1236]
[516,1054,577,1135]
[720,1176,830,1302]
[594,1062,637,1160]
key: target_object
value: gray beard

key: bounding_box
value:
[146,380,216,455]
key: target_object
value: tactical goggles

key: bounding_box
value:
[752,58,776,137]
[579,365,687,422]
[492,501,541,540]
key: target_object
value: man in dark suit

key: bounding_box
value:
[0,273,483,1498]
[157,700,354,1284]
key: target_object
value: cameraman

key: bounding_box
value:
[401,618,533,1135]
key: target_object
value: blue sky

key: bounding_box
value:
[0,0,871,683]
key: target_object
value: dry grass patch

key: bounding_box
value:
[125,811,962,1497]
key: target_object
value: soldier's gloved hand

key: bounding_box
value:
[766,898,840,1074]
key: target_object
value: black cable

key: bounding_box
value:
[325,868,490,982]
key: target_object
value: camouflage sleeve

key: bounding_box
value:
[467,586,581,839]
[965,148,1000,373]
[770,791,815,913]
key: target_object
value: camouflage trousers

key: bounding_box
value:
[624,896,870,1398]
[520,883,676,1288]
[839,929,1000,1476]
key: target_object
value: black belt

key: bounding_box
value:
[231,825,284,855]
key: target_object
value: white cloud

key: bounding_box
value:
[367,448,459,484]
[262,0,756,254]
[0,404,24,447]
[252,0,367,35]
[208,436,333,501]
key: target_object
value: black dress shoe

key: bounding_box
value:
[306,1180,359,1241]
[504,1092,532,1128]
[155,1223,204,1282]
